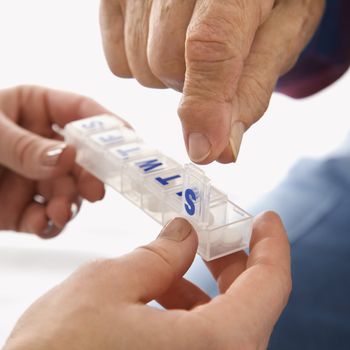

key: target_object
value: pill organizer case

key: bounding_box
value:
[63,114,253,261]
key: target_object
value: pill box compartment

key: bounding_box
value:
[105,142,157,191]
[142,168,184,224]
[121,155,180,207]
[196,200,253,261]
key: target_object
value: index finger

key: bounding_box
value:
[195,211,291,337]
[39,87,117,127]
[13,86,122,131]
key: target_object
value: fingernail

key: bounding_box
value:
[188,133,211,163]
[229,121,245,162]
[42,144,67,166]
[158,217,193,242]
[70,202,79,219]
[42,220,58,236]
[33,194,47,204]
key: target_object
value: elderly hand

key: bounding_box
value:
[4,213,291,350]
[100,0,325,164]
[0,85,121,238]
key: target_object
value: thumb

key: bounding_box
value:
[115,218,198,303]
[233,0,325,144]
[0,112,76,180]
[178,0,271,164]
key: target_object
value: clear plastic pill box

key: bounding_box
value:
[63,114,253,261]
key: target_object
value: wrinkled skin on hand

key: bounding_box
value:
[100,0,325,164]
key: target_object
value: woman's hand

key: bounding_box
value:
[4,213,291,350]
[0,85,122,238]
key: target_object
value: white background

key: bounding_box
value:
[0,0,349,345]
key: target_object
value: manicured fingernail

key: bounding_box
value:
[188,133,211,163]
[43,220,58,236]
[70,202,79,219]
[42,144,67,166]
[229,121,245,162]
[158,217,193,242]
[33,194,47,204]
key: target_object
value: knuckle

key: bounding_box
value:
[148,50,185,90]
[136,244,176,279]
[184,21,244,102]
[186,19,241,63]
[12,133,40,172]
[186,33,240,66]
